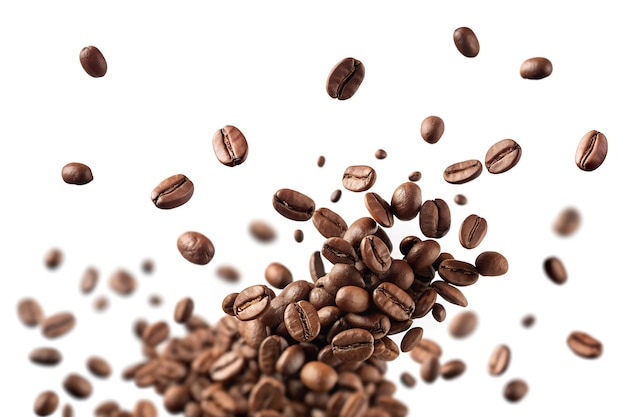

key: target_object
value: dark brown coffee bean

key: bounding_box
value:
[63,373,93,399]
[485,139,522,174]
[419,198,451,238]
[520,57,552,79]
[381,259,413,291]
[364,193,394,228]
[342,165,376,192]
[276,344,306,376]
[141,259,154,274]
[284,300,321,343]
[398,235,420,256]
[312,207,348,238]
[488,344,511,376]
[343,312,390,340]
[142,321,170,347]
[174,297,194,323]
[249,376,285,412]
[44,247,63,269]
[322,237,358,265]
[318,306,343,330]
[440,359,467,380]
[408,171,422,182]
[29,347,62,366]
[453,27,480,57]
[443,159,482,184]
[301,361,338,392]
[521,314,536,328]
[317,155,326,167]
[420,115,445,144]
[503,379,528,402]
[431,303,446,322]
[438,259,479,286]
[62,403,73,417]
[94,400,120,417]
[80,266,98,294]
[234,285,274,321]
[433,252,454,271]
[420,355,440,383]
[332,328,375,362]
[163,384,190,413]
[216,264,241,282]
[212,125,249,167]
[448,310,478,338]
[360,235,392,275]
[109,269,137,295]
[273,188,315,221]
[92,295,108,311]
[61,162,93,185]
[249,220,277,243]
[372,282,415,321]
[567,331,603,359]
[41,312,75,339]
[409,338,442,364]
[133,318,148,339]
[475,251,508,276]
[309,251,326,281]
[177,231,215,265]
[374,149,387,160]
[294,229,304,242]
[391,182,422,221]
[87,356,111,378]
[151,173,194,209]
[343,217,378,250]
[400,371,416,388]
[133,399,157,417]
[575,130,608,171]
[17,297,44,327]
[412,287,438,319]
[79,46,107,77]
[326,57,365,100]
[553,207,581,236]
[258,335,288,375]
[221,292,238,316]
[264,262,293,289]
[330,189,342,203]
[543,256,567,284]
[210,350,245,381]
[148,294,162,307]
[459,214,488,249]
[406,238,440,272]
[400,327,424,352]
[336,286,370,314]
[454,194,467,205]
[430,280,468,307]
[34,391,59,416]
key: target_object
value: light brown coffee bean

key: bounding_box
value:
[79,45,107,77]
[567,331,603,359]
[264,262,293,289]
[216,264,241,282]
[331,328,375,362]
[209,351,246,381]
[212,125,249,167]
[109,269,137,295]
[364,192,394,228]
[400,372,417,388]
[249,376,286,412]
[62,403,73,417]
[133,399,158,417]
[420,355,440,383]
[61,162,93,185]
[400,327,424,352]
[44,247,63,269]
[409,338,443,364]
[249,220,277,243]
[142,321,170,347]
[430,280,468,307]
[372,282,415,321]
[503,379,528,402]
[41,312,76,339]
[29,347,62,366]
[485,139,522,174]
[575,130,608,171]
[438,259,479,286]
[177,231,215,265]
[453,27,480,57]
[151,173,194,209]
[342,165,377,192]
[475,251,508,276]
[80,266,98,294]
[163,384,190,413]
[520,57,552,79]
[408,171,422,182]
[326,57,365,100]
[443,159,482,184]
[93,295,109,312]
[17,297,44,327]
[273,188,316,221]
[454,194,467,205]
[312,207,348,238]
[309,251,326,281]
[34,391,59,416]
[459,214,488,249]
[284,300,321,343]
[391,182,422,221]
[543,256,567,284]
[336,286,370,314]
[322,237,358,265]
[440,359,466,380]
[448,310,478,338]
[488,344,511,376]
[360,235,392,275]
[301,361,338,392]
[234,285,274,321]
[87,356,112,378]
[174,297,194,323]
[553,207,582,236]
[94,400,120,417]
[63,373,93,399]
[420,115,445,144]
[419,199,451,238]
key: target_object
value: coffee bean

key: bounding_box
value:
[520,57,552,79]
[330,189,342,203]
[312,207,349,238]
[93,295,109,312]
[210,351,246,381]
[151,173,194,209]
[80,266,98,294]
[317,155,326,167]
[448,310,478,338]
[553,207,581,236]
[543,256,567,284]
[453,27,480,57]
[336,286,370,314]
[276,344,306,376]
[575,130,608,171]
[364,192,394,228]
[221,292,238,316]
[400,327,424,352]
[431,303,446,322]
[284,300,321,343]
[62,403,73,417]
[301,361,338,392]
[177,231,215,265]
[326,57,365,100]
[79,46,107,77]
[332,328,375,362]
[443,159,482,185]
[408,171,422,182]
[44,247,63,269]
[94,400,120,417]
[374,149,387,160]
[163,384,190,413]
[454,194,467,205]
[273,188,316,221]
[458,214,488,249]
[87,356,112,378]
[17,297,44,327]
[141,259,154,274]
[174,297,194,323]
[109,269,137,295]
[485,139,522,174]
[342,165,377,192]
[212,125,249,167]
[372,282,415,321]
[420,355,440,383]
[61,162,93,185]
[264,262,293,289]
[419,198,451,238]
[409,338,442,364]
[34,391,59,416]
[142,321,170,347]
[430,280,468,307]
[398,235,420,256]
[63,373,93,399]
[249,220,277,243]
[133,399,158,417]
[216,264,241,282]
[420,115,445,144]
[488,344,511,376]
[309,251,326,281]
[433,252,454,271]
[475,251,508,276]
[29,347,62,366]
[360,235,392,275]
[343,217,379,249]
[503,379,528,402]
[148,294,162,307]
[521,314,536,328]
[322,237,358,265]
[440,359,466,380]
[405,239,440,272]
[438,259,479,286]
[400,372,417,388]
[381,259,414,291]
[233,285,274,321]
[391,182,422,222]
[133,318,148,339]
[41,312,76,339]
[567,331,603,359]
[249,376,285,412]
[294,229,304,242]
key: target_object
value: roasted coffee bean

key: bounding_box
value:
[258,335,288,375]
[249,220,277,243]
[454,193,467,205]
[326,57,365,100]
[63,373,93,399]
[433,252,454,271]
[374,395,408,417]
[87,356,111,378]
[406,239,440,272]
[44,247,63,269]
[448,310,478,338]
[488,344,511,376]
[419,198,451,238]
[29,347,62,366]
[520,57,552,79]
[336,286,370,314]
[375,336,400,361]
[133,318,148,339]
[177,231,215,265]
[575,130,608,171]
[93,295,109,312]
[109,269,137,295]
[372,282,415,321]
[322,237,358,265]
[364,193,394,228]
[318,306,343,330]
[273,188,315,221]
[317,155,326,167]
[249,376,285,412]
[475,251,508,276]
[276,344,306,376]
[431,303,446,322]
[331,328,375,362]
[294,229,304,242]
[212,125,249,166]
[430,280,468,307]
[503,379,528,402]
[174,297,195,323]
[264,262,293,289]
[374,149,387,159]
[360,235,392,275]
[343,217,379,249]
[17,297,44,327]
[62,403,73,417]
[216,264,241,282]
[400,327,424,352]
[41,312,75,339]
[438,259,479,286]
[521,314,536,328]
[234,285,274,321]
[312,207,349,238]
[408,171,422,182]
[221,292,238,316]
[151,173,194,209]
[210,351,245,381]
[543,256,567,284]
[34,391,59,416]
[400,372,417,388]
[309,251,326,282]
[61,162,93,185]
[420,355,440,383]
[381,259,414,291]
[412,287,438,319]
[391,182,422,221]
[567,331,603,359]
[301,361,338,392]
[440,359,466,380]
[141,259,154,274]
[330,189,342,203]
[409,338,442,364]
[485,139,522,174]
[94,400,120,417]
[79,45,107,77]
[344,312,390,340]
[453,27,480,57]
[459,214,488,249]
[148,294,162,307]
[398,235,420,256]
[342,165,377,192]
[133,399,158,417]
[142,321,170,347]
[163,384,190,413]
[553,207,582,236]
[80,266,98,294]
[420,115,445,144]
[443,159,482,184]
[284,300,321,343]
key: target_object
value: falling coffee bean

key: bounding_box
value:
[485,139,522,174]
[552,207,581,236]
[61,162,93,185]
[17,297,44,327]
[212,125,249,167]
[458,214,488,249]
[151,174,194,209]
[326,57,365,100]
[44,248,63,269]
[520,57,552,80]
[272,188,315,221]
[543,256,567,285]
[29,347,63,366]
[41,312,76,339]
[108,269,137,295]
[503,379,528,402]
[33,391,59,416]
[177,231,215,265]
[420,115,445,144]
[575,130,608,171]
[453,27,480,57]
[443,159,482,184]
[79,45,107,77]
[567,331,603,359]
[342,165,377,192]
[63,373,93,399]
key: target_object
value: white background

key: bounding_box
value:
[1,1,624,416]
